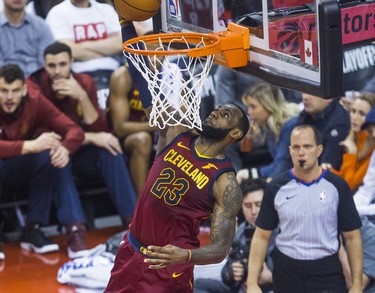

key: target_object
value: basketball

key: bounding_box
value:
[114,0,162,21]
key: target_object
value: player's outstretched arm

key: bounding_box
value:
[143,172,242,268]
[199,172,243,263]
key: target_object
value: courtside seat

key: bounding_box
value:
[0,178,116,239]
[73,177,116,229]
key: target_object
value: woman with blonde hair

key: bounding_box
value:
[241,81,300,180]
[324,93,375,191]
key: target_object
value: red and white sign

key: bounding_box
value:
[300,38,318,67]
[73,23,108,43]
[304,39,313,65]
[341,3,375,45]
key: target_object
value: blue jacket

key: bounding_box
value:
[260,117,297,178]
[297,99,350,170]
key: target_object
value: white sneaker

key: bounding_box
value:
[67,247,90,259]
[20,226,59,254]
[0,244,4,260]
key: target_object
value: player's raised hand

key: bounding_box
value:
[143,244,190,269]
[22,132,62,154]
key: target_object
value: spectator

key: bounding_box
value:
[340,216,375,292]
[214,66,260,111]
[214,66,301,110]
[214,67,301,172]
[0,64,89,260]
[214,66,264,171]
[238,82,300,181]
[108,65,155,195]
[194,178,274,293]
[0,0,54,77]
[26,42,137,229]
[25,0,49,18]
[347,105,375,293]
[352,124,375,292]
[297,93,351,170]
[247,124,362,293]
[323,93,375,191]
[353,107,375,217]
[46,0,123,110]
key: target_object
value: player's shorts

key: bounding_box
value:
[271,247,347,293]
[105,231,194,293]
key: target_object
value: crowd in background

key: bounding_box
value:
[1,0,375,292]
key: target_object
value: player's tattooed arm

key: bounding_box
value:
[191,172,242,265]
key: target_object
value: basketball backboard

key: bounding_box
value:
[154,0,374,98]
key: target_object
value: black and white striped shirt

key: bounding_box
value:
[256,169,361,260]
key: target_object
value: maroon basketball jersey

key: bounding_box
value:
[128,85,148,122]
[130,132,235,249]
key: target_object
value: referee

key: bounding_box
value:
[246,124,363,293]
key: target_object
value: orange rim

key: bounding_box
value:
[123,32,221,58]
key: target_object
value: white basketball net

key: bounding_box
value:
[123,36,215,130]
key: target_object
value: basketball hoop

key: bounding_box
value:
[123,23,250,130]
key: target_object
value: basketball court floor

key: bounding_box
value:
[0,218,211,292]
[1,0,374,291]
[0,218,124,292]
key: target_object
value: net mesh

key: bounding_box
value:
[123,35,215,130]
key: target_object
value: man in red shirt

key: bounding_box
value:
[0,64,89,260]
[27,42,136,229]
